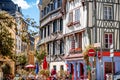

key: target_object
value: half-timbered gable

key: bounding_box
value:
[86,0,120,50]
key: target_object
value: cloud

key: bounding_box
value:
[12,0,30,9]
[36,0,39,5]
[29,0,39,8]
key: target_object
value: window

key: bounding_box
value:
[104,33,113,48]
[103,5,113,20]
[47,43,49,55]
[105,62,114,74]
[75,34,82,48]
[71,36,75,49]
[44,7,47,15]
[75,8,80,22]
[50,3,53,11]
[19,40,21,50]
[54,0,57,9]
[44,27,46,38]
[58,0,62,7]
[60,18,63,31]
[53,20,57,33]
[60,40,64,54]
[53,41,55,55]
[60,65,64,71]
[41,29,43,39]
[53,65,56,70]
[69,12,73,23]
[47,6,49,13]
[48,25,50,36]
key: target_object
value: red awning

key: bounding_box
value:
[99,51,120,56]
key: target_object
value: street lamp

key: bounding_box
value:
[110,44,114,80]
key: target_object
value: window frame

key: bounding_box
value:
[75,8,80,22]
[103,5,113,20]
[69,12,73,23]
[104,33,113,48]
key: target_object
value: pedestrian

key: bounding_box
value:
[51,68,57,80]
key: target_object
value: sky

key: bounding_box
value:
[12,0,40,26]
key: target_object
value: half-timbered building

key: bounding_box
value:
[86,0,120,79]
[38,0,67,73]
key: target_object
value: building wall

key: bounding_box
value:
[63,0,89,54]
[87,0,120,50]
[38,0,66,72]
[34,35,40,51]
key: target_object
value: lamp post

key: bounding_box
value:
[110,44,114,80]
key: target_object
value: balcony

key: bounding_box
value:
[69,47,82,54]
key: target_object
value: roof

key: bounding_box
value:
[0,0,22,15]
[0,0,11,2]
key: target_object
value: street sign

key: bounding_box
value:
[88,49,96,57]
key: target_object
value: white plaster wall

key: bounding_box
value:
[63,0,89,54]
[50,61,67,73]
[63,0,87,35]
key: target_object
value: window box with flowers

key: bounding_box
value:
[69,48,75,54]
[75,47,82,53]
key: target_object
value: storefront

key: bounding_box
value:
[65,54,87,80]
[96,52,120,80]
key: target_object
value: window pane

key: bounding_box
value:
[69,12,73,22]
[103,6,113,20]
[105,39,108,43]
[53,65,56,70]
[105,34,108,38]
[60,65,64,71]
[109,34,112,38]
[60,18,63,31]
[109,38,112,44]
[75,9,80,21]
[105,44,108,48]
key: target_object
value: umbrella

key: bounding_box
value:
[25,64,36,68]
[43,56,48,70]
